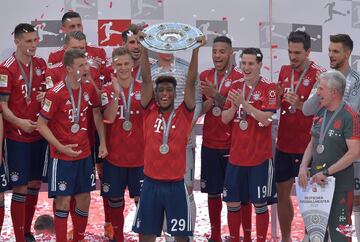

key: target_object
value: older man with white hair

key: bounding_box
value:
[298,69,360,242]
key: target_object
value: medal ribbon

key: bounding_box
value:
[213,66,232,107]
[135,65,142,81]
[15,55,33,100]
[240,77,261,120]
[290,63,309,93]
[318,102,345,146]
[65,77,82,125]
[161,110,175,146]
[118,80,134,122]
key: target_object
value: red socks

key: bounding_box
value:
[73,208,89,242]
[241,203,252,242]
[54,209,69,242]
[11,193,26,242]
[24,188,39,234]
[255,205,269,242]
[208,194,222,242]
[227,205,241,242]
[109,199,125,242]
[103,197,111,224]
[0,199,4,234]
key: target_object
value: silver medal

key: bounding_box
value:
[239,120,248,131]
[316,144,324,154]
[289,106,296,114]
[71,123,80,134]
[212,107,221,117]
[159,143,169,155]
[122,120,132,131]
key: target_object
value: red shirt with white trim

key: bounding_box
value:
[277,62,326,154]
[101,80,144,167]
[40,80,100,160]
[225,77,278,166]
[44,63,105,148]
[142,102,193,181]
[200,66,243,149]
[48,45,107,70]
[0,53,47,142]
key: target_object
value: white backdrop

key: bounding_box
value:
[1,0,360,82]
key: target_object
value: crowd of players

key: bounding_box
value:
[0,10,359,242]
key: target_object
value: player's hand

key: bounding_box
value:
[96,163,103,180]
[228,89,244,107]
[94,57,105,67]
[98,143,108,159]
[59,144,82,158]
[111,74,120,98]
[312,172,327,186]
[195,35,207,48]
[276,82,284,97]
[18,119,37,133]
[200,78,217,99]
[298,165,309,188]
[36,91,45,102]
[284,92,301,109]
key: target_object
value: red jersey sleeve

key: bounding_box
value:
[100,84,113,109]
[40,90,59,120]
[87,83,100,108]
[0,68,12,95]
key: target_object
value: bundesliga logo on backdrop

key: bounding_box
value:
[98,19,131,46]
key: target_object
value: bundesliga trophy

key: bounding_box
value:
[140,22,204,53]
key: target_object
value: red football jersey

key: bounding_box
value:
[101,80,144,167]
[277,62,326,154]
[48,45,107,70]
[45,63,105,89]
[142,102,193,181]
[40,81,100,161]
[225,78,278,166]
[0,54,47,142]
[200,66,243,149]
[44,63,105,147]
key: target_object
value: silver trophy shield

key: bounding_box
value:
[140,23,204,53]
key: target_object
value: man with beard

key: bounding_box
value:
[275,31,325,242]
[200,36,252,242]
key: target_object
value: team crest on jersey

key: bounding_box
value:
[0,74,8,87]
[201,180,206,189]
[135,92,141,100]
[333,119,342,130]
[224,80,231,87]
[303,79,310,86]
[42,99,52,112]
[10,172,19,182]
[101,93,109,106]
[83,92,90,102]
[102,183,110,193]
[223,188,228,198]
[35,68,42,76]
[58,181,67,191]
[45,76,54,89]
[253,91,261,101]
[269,90,276,98]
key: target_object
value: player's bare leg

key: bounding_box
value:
[141,234,156,242]
[277,178,294,242]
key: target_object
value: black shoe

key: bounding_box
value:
[25,233,36,242]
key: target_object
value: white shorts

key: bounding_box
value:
[354,160,360,196]
[184,147,195,187]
